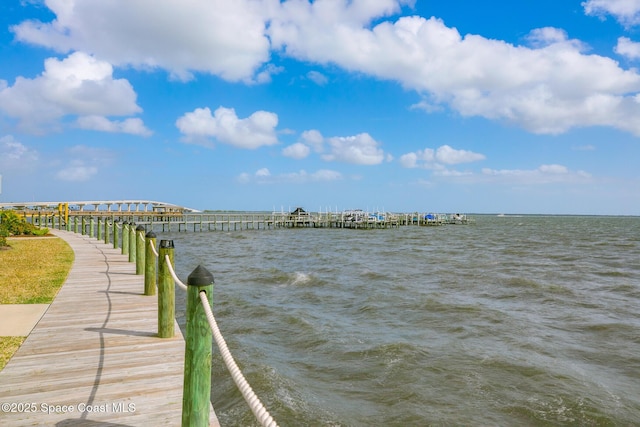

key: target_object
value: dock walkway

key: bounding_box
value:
[0,230,219,426]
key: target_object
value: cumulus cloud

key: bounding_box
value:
[269,8,640,135]
[11,0,273,82]
[238,168,343,184]
[56,163,98,181]
[0,135,39,171]
[482,164,592,184]
[0,52,144,133]
[54,144,116,182]
[284,129,388,164]
[615,36,640,59]
[75,115,152,136]
[322,133,386,165]
[400,145,485,169]
[300,129,325,153]
[12,1,640,136]
[572,144,596,151]
[583,0,640,27]
[282,142,311,159]
[176,106,279,149]
[307,70,328,85]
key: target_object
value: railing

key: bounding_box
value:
[65,219,278,427]
[17,210,475,233]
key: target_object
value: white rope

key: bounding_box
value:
[148,239,159,258]
[164,254,188,291]
[199,292,279,427]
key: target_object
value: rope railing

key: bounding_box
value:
[148,238,159,258]
[162,247,279,426]
[199,291,279,427]
[65,221,279,426]
[164,254,188,291]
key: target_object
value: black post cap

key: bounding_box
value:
[187,265,214,286]
[123,221,129,225]
[136,225,145,231]
[159,239,174,249]
[145,231,157,238]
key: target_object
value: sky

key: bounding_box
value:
[0,0,639,215]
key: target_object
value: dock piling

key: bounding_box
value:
[145,231,157,296]
[122,222,129,254]
[135,225,145,275]
[182,265,214,427]
[128,222,136,263]
[158,239,175,338]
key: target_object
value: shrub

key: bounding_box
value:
[0,224,8,247]
[0,210,48,236]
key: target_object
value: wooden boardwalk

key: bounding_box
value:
[0,230,219,426]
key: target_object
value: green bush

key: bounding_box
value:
[0,210,48,236]
[0,223,8,247]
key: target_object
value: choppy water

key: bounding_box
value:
[162,215,640,426]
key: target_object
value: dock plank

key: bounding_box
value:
[0,230,219,426]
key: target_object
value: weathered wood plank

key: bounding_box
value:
[0,230,219,426]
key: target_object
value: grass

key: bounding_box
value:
[0,237,74,304]
[0,337,25,371]
[0,236,74,371]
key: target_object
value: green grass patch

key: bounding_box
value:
[0,337,25,370]
[0,237,74,304]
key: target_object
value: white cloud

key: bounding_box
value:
[255,167,271,177]
[0,135,39,171]
[307,70,328,85]
[56,164,98,181]
[399,152,419,168]
[13,1,640,136]
[572,144,596,151]
[583,0,640,27]
[300,129,325,152]
[176,106,278,149]
[75,115,152,136]
[400,145,485,169]
[238,168,343,184]
[615,36,640,59]
[322,133,385,165]
[54,144,116,182]
[11,0,273,82]
[282,142,311,159]
[435,145,486,164]
[433,168,473,177]
[269,9,640,135]
[481,164,592,184]
[0,52,144,133]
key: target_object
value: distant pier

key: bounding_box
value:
[0,200,474,232]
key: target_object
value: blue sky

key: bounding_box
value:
[0,0,639,215]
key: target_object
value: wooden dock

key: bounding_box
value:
[27,212,474,235]
[0,230,219,426]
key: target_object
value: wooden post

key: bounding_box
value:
[144,231,157,296]
[104,218,109,245]
[182,265,214,427]
[158,240,175,338]
[122,222,129,255]
[128,223,136,263]
[113,220,119,249]
[89,217,95,238]
[97,217,102,241]
[81,216,86,235]
[135,225,145,275]
[74,216,79,234]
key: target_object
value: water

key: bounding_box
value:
[161,215,640,426]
